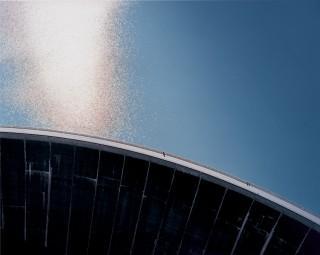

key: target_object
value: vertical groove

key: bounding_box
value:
[44,142,52,247]
[295,227,310,255]
[23,139,27,241]
[230,200,254,255]
[151,169,176,255]
[86,150,101,255]
[106,155,126,255]
[176,177,202,255]
[202,188,228,255]
[64,146,76,255]
[260,213,282,255]
[129,161,151,254]
[0,139,2,253]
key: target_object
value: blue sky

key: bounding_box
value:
[0,1,319,213]
[125,1,320,213]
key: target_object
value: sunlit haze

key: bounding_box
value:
[1,2,132,138]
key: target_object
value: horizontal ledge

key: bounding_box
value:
[0,126,319,230]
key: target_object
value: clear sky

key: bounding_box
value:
[0,1,319,214]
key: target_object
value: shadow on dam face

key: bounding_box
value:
[0,129,319,255]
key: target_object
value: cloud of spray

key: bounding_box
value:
[0,2,134,139]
